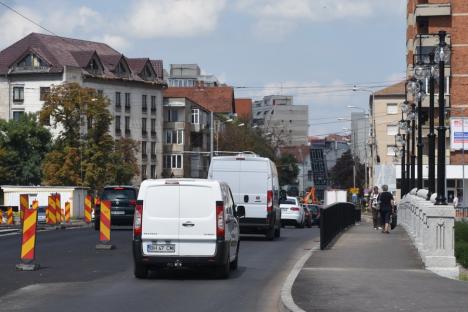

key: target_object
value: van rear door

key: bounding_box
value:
[209,159,241,203]
[239,160,269,219]
[178,183,217,256]
[141,184,180,256]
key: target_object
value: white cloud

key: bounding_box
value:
[236,0,405,37]
[0,7,42,48]
[127,0,227,38]
[99,34,130,51]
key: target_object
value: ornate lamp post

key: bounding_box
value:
[435,30,450,205]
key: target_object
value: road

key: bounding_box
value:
[0,225,319,312]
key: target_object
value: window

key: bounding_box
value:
[125,116,130,131]
[116,61,128,76]
[12,111,24,121]
[387,125,398,136]
[115,92,121,109]
[387,145,397,156]
[141,165,147,180]
[191,109,200,124]
[17,54,46,69]
[141,141,147,156]
[151,118,156,133]
[142,118,147,134]
[165,108,179,122]
[125,93,131,111]
[13,87,24,102]
[150,165,156,178]
[163,154,183,169]
[142,95,147,112]
[387,103,398,114]
[40,87,50,101]
[151,96,156,113]
[151,142,156,156]
[164,129,184,144]
[115,116,121,131]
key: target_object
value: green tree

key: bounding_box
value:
[329,150,365,190]
[277,154,299,186]
[40,83,138,190]
[0,113,51,185]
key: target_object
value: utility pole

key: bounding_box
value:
[210,111,214,161]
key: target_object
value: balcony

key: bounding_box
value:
[415,3,450,18]
[115,128,122,136]
[412,33,451,53]
[151,107,156,115]
[125,105,131,113]
[142,130,148,138]
[142,153,148,161]
[125,129,131,137]
[151,154,156,162]
[151,130,156,138]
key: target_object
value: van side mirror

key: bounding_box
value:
[236,205,246,218]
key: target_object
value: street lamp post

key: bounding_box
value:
[416,83,424,190]
[410,102,416,190]
[435,30,449,205]
[427,52,437,199]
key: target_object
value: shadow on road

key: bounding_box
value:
[146,266,246,280]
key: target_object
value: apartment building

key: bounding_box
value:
[350,112,369,164]
[0,33,166,183]
[371,82,406,194]
[407,0,468,202]
[167,64,219,88]
[162,96,213,178]
[252,95,308,146]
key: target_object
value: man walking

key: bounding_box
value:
[370,186,380,230]
[378,185,394,234]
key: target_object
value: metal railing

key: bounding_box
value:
[320,202,358,250]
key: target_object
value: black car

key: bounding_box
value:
[95,186,138,230]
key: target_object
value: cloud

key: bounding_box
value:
[127,0,227,38]
[0,6,42,48]
[46,6,102,35]
[99,34,130,51]
[236,0,405,37]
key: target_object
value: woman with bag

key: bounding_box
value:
[370,186,381,230]
[377,185,394,234]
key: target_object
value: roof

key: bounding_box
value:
[374,81,406,97]
[163,86,235,113]
[0,32,165,85]
[234,98,252,120]
[279,145,310,163]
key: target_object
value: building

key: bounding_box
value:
[162,97,213,178]
[406,0,468,203]
[350,112,369,164]
[234,98,252,120]
[279,145,313,196]
[167,64,219,88]
[322,134,350,171]
[370,82,406,194]
[309,137,329,201]
[164,86,235,114]
[252,95,308,146]
[0,33,166,184]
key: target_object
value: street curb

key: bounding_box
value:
[279,243,320,312]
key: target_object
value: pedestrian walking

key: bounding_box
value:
[453,192,460,208]
[377,185,394,234]
[370,186,381,230]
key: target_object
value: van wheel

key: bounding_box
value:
[216,252,230,279]
[274,224,281,238]
[134,263,148,279]
[265,227,275,240]
[230,242,239,271]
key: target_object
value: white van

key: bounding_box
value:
[132,179,244,279]
[208,154,281,240]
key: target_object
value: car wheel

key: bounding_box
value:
[265,226,275,240]
[298,218,305,229]
[134,262,148,279]
[230,241,239,271]
[94,217,100,231]
[216,251,230,278]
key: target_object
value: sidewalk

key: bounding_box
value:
[291,222,468,312]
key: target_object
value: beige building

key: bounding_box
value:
[370,81,405,194]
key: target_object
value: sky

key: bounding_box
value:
[0,0,407,136]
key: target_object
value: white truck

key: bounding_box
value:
[324,190,348,206]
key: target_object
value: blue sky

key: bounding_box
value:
[0,0,407,136]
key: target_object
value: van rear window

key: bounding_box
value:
[102,189,136,201]
[280,199,296,205]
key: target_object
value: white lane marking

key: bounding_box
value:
[280,244,320,312]
[302,267,426,273]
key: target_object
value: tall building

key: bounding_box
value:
[407,0,468,202]
[350,112,369,164]
[371,82,406,194]
[252,95,308,146]
[0,32,166,183]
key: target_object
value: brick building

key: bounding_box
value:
[407,0,468,203]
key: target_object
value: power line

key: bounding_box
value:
[0,1,57,36]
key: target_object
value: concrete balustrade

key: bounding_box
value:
[398,188,459,279]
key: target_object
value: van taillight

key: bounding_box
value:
[133,201,143,238]
[290,207,300,211]
[216,201,225,238]
[267,191,273,213]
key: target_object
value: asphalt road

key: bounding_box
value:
[0,225,319,312]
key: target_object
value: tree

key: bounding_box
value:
[40,83,139,190]
[329,150,365,190]
[0,113,51,185]
[277,154,299,186]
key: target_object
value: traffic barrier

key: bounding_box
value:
[55,193,61,224]
[65,201,70,223]
[47,195,56,225]
[84,195,92,223]
[7,208,13,225]
[0,209,2,224]
[20,194,28,224]
[16,200,40,271]
[95,200,115,250]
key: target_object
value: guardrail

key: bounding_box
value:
[320,202,357,250]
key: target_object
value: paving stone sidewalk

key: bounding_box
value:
[292,222,468,312]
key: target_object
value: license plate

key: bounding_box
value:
[281,208,288,212]
[147,243,175,253]
[111,211,125,215]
